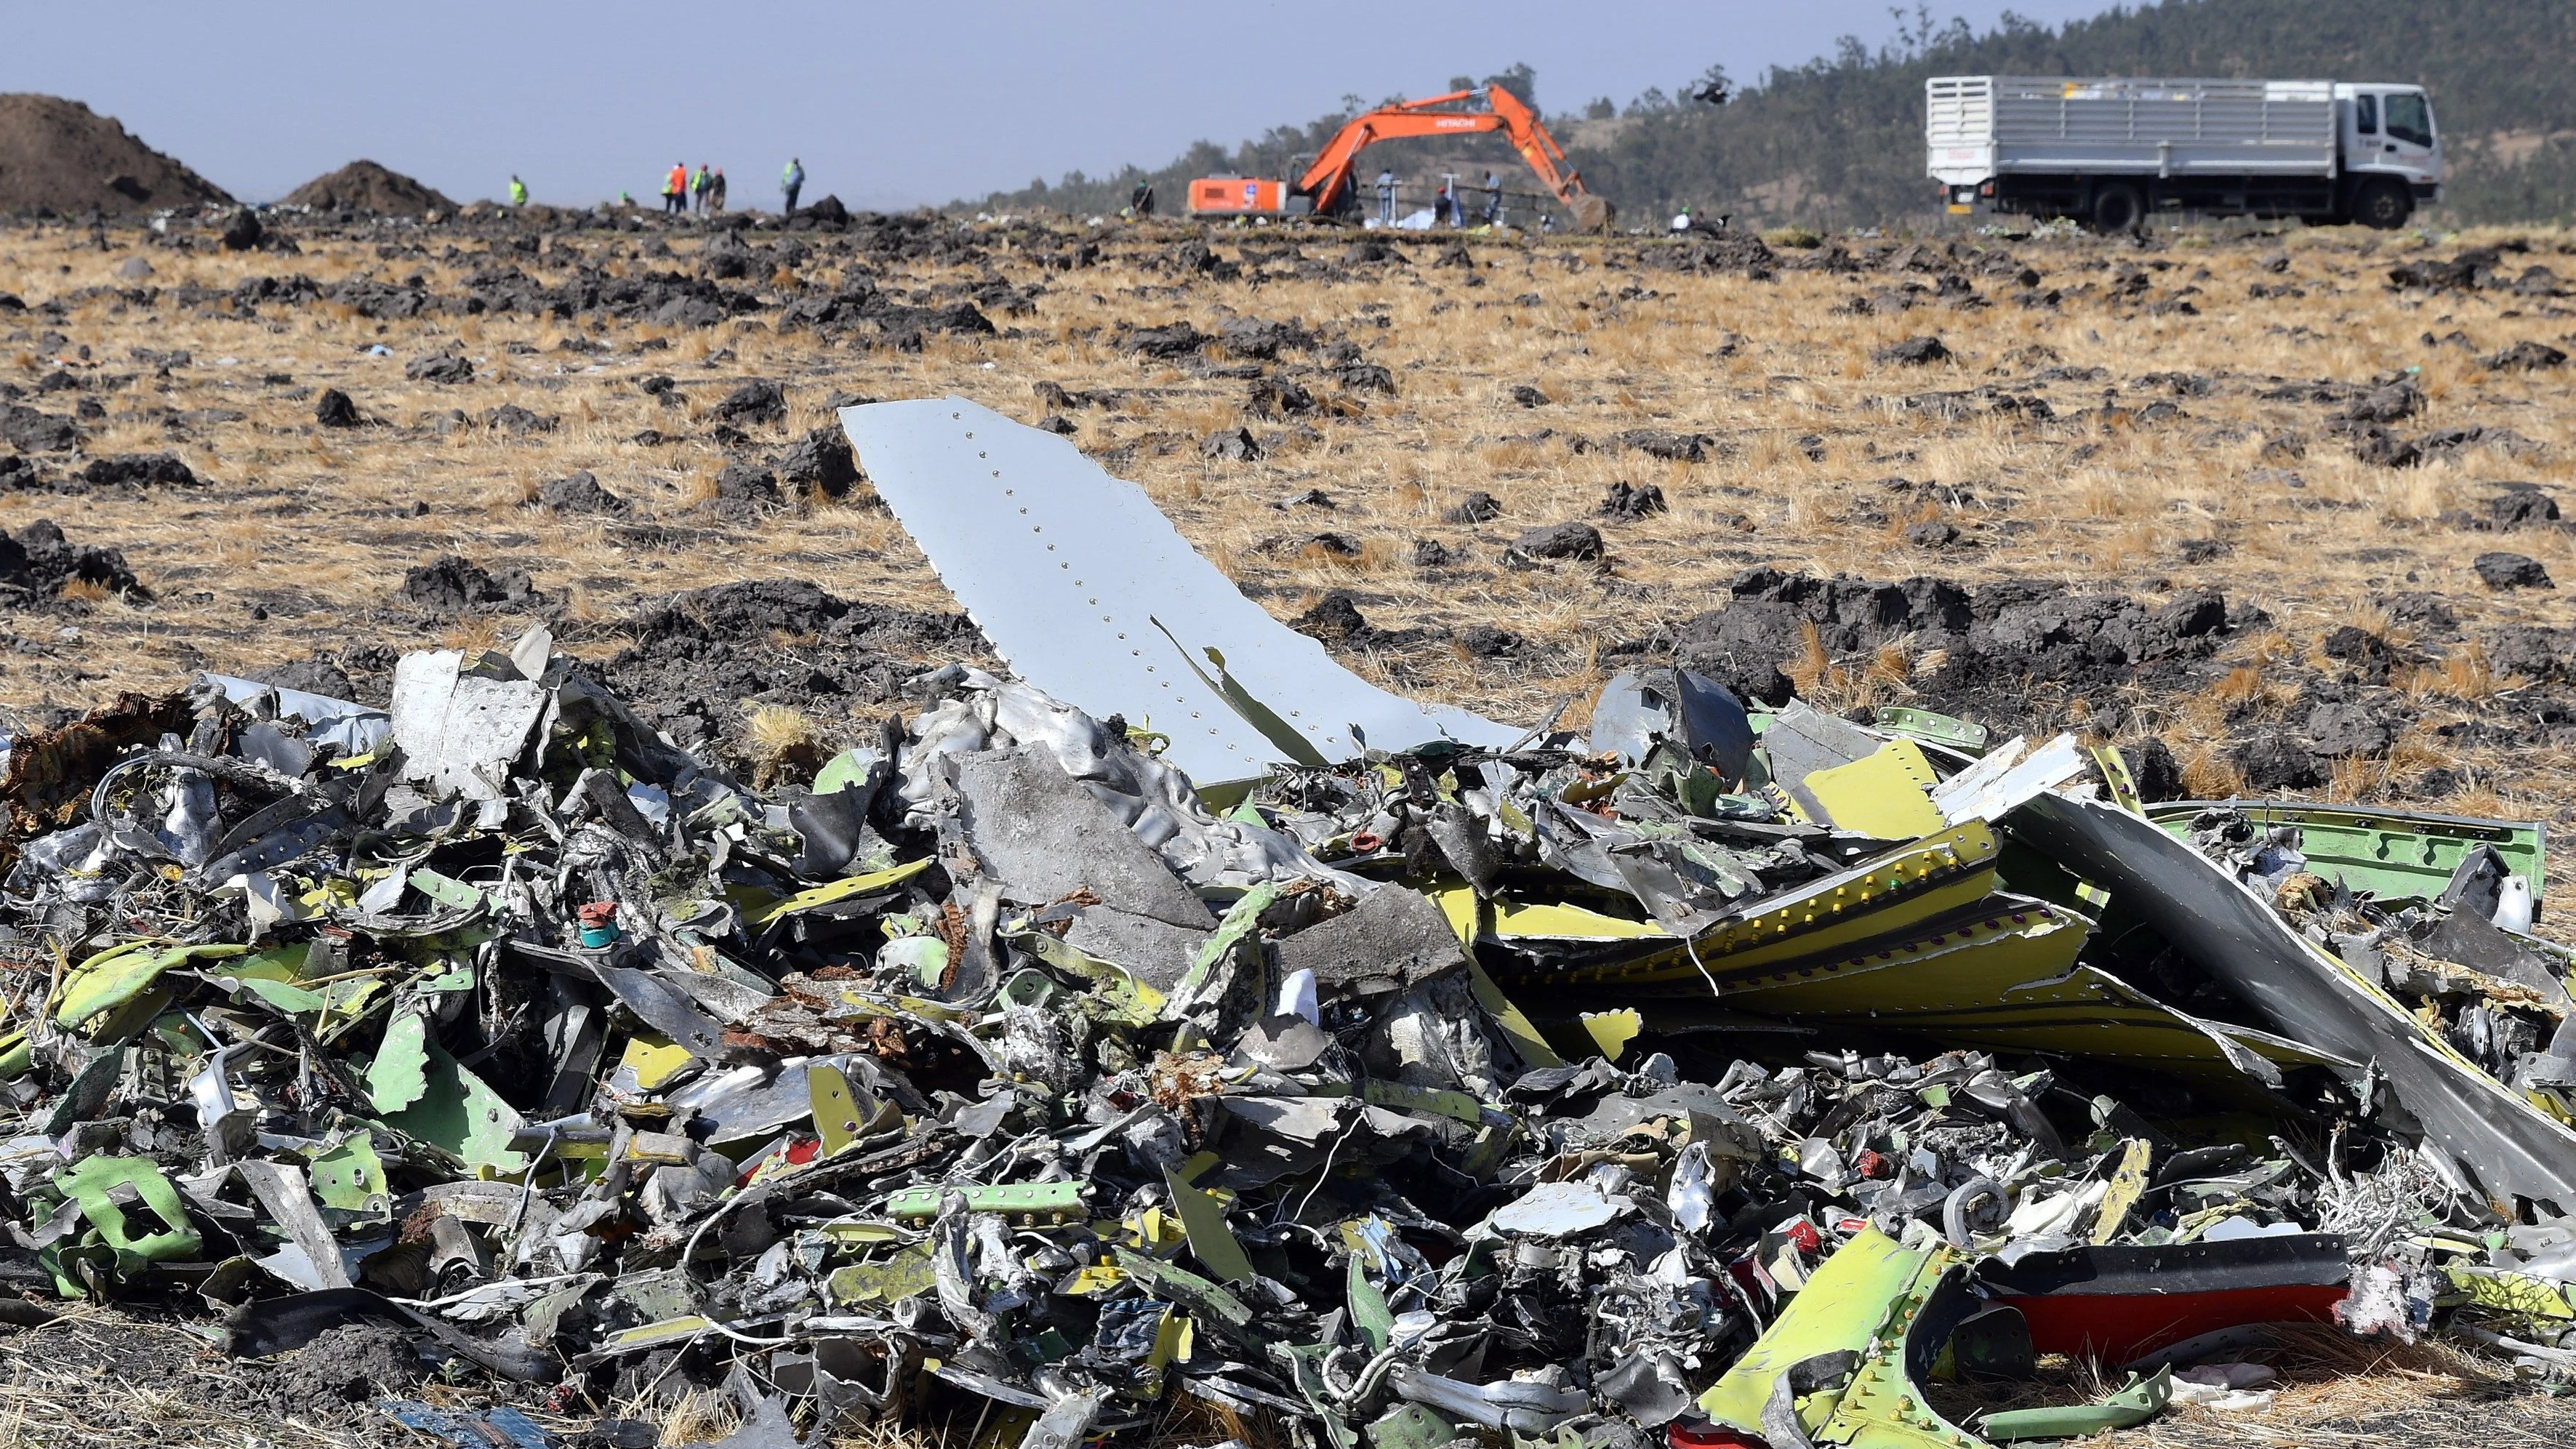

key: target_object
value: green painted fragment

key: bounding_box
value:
[49,1155,201,1289]
[2144,799,2548,908]
[748,859,934,926]
[309,1133,390,1214]
[1874,705,1991,754]
[1167,883,1276,1019]
[1150,620,1332,768]
[812,749,878,795]
[1164,1167,1256,1283]
[879,936,949,989]
[1347,1252,1395,1353]
[1112,1244,1258,1333]
[1004,928,1165,1025]
[368,1011,431,1113]
[382,1041,526,1173]
[1368,1404,1458,1449]
[885,1181,1085,1220]
[227,975,327,1016]
[55,942,249,1033]
[407,868,491,912]
[1983,1369,2172,1440]
[826,1243,939,1304]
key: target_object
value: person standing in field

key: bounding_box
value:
[691,164,712,215]
[710,168,727,214]
[664,162,687,214]
[508,174,527,207]
[1376,169,1396,224]
[781,158,805,214]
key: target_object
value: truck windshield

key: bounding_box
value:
[2386,92,2435,148]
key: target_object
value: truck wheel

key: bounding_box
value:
[2354,179,2412,230]
[2090,184,2143,234]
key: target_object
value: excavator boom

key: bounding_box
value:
[1190,84,1611,232]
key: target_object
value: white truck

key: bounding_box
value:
[1927,76,2442,230]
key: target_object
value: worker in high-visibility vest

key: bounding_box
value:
[664,162,687,215]
[690,164,712,215]
[781,158,805,214]
[508,175,528,207]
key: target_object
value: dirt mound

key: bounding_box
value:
[0,94,231,214]
[280,158,457,217]
[597,579,984,765]
[251,1321,428,1418]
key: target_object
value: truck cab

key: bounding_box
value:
[2334,83,2443,227]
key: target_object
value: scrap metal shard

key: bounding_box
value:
[839,396,1522,782]
[2016,792,2576,1210]
[1974,1233,2351,1365]
[2143,798,2548,908]
[1695,1226,1982,1449]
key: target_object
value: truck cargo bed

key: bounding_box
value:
[1930,76,2338,186]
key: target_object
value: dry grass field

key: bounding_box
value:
[0,188,2572,1449]
[7,209,2575,887]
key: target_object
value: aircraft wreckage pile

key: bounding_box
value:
[7,402,2576,1449]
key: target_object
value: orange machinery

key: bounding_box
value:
[1188,84,1612,231]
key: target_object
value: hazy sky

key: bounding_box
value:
[7,1,2124,209]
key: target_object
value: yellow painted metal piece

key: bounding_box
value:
[808,1061,894,1155]
[1534,897,2342,1088]
[1123,1205,1186,1256]
[617,1037,693,1091]
[56,941,252,1032]
[2444,1264,2576,1320]
[2092,1138,2154,1243]
[1799,740,1946,839]
[2090,745,2146,815]
[746,858,934,926]
[827,1243,937,1304]
[818,1220,918,1248]
[1462,957,1565,1068]
[1700,1227,1973,1449]
[1482,893,1669,942]
[1060,1264,1128,1295]
[1682,899,2347,1074]
[604,1316,712,1350]
[1582,1008,1642,1061]
[1496,822,2007,990]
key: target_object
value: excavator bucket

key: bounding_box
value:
[1570,194,1613,233]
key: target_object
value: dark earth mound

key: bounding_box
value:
[593,578,987,765]
[0,93,232,214]
[280,158,458,217]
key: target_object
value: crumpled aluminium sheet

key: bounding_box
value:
[2017,792,2576,1211]
[896,665,1352,894]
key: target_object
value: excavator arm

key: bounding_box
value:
[1485,87,1610,233]
[1289,85,1612,231]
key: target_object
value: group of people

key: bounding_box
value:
[646,159,808,216]
[659,163,729,215]
[1375,168,1544,230]
[499,158,811,217]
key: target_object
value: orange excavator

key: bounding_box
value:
[1187,84,1612,232]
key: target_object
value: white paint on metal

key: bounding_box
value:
[840,397,1522,783]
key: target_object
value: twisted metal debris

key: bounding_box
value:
[4,406,2576,1447]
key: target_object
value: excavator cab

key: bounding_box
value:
[1186,177,1309,217]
